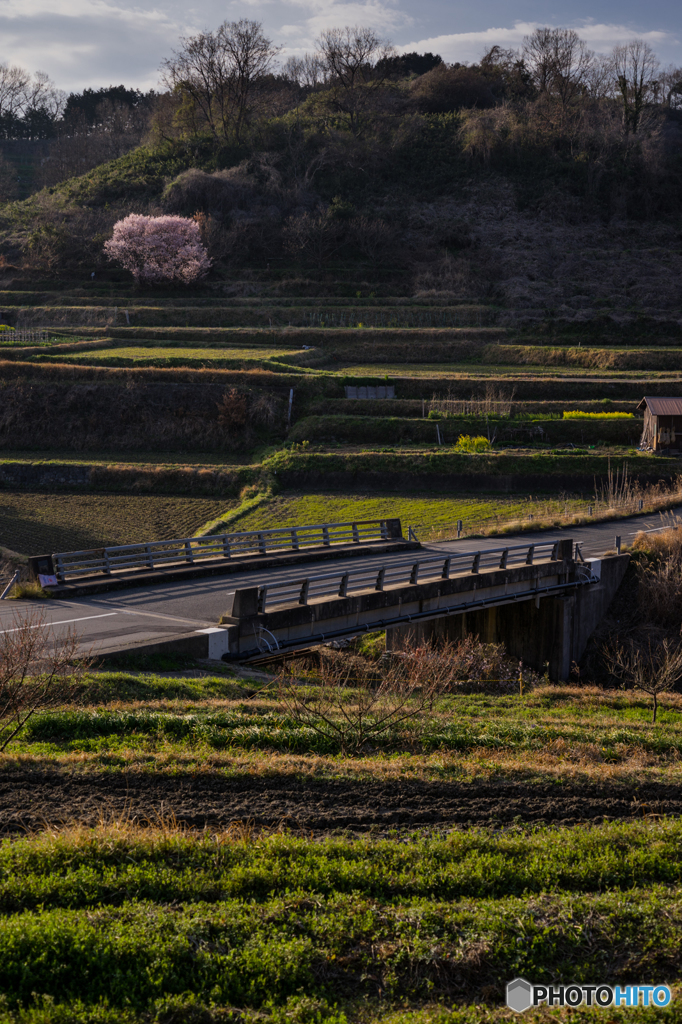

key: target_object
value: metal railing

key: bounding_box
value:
[52,518,400,582]
[0,570,20,599]
[256,540,563,612]
[0,329,49,346]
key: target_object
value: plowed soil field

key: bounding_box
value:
[2,770,679,834]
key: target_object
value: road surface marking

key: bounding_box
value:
[112,607,216,627]
[0,612,118,635]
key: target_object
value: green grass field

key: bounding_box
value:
[35,345,308,367]
[6,827,682,1023]
[9,674,682,776]
[0,491,237,554]
[0,823,680,1024]
[333,362,682,379]
[3,669,682,1021]
[234,491,586,536]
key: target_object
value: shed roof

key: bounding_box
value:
[637,396,682,415]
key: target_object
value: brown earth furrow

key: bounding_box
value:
[1,771,681,834]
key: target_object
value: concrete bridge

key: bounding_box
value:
[195,539,629,680]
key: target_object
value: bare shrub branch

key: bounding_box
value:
[602,637,682,722]
[277,637,536,753]
[0,608,89,750]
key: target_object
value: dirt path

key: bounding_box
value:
[2,771,681,834]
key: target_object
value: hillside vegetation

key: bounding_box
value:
[0,25,680,317]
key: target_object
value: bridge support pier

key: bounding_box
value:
[386,554,629,681]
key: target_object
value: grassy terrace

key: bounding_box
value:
[33,345,311,368]
[232,492,588,536]
[8,674,682,781]
[0,451,255,467]
[331,362,682,379]
[287,414,643,446]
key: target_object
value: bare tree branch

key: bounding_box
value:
[0,608,90,751]
[602,637,682,722]
[160,19,280,143]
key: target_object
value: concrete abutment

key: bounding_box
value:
[386,554,630,680]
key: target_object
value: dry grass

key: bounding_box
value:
[7,683,682,785]
[7,580,51,599]
[631,520,682,559]
[422,473,682,543]
[3,742,680,786]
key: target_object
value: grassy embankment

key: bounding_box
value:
[7,673,682,780]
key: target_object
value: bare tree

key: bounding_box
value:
[0,63,30,119]
[584,53,614,100]
[0,64,64,123]
[657,64,682,108]
[161,20,280,142]
[315,25,394,134]
[522,27,595,108]
[277,636,533,754]
[602,637,682,722]
[0,608,89,750]
[219,20,281,140]
[611,40,660,134]
[282,211,344,269]
[24,71,66,120]
[350,214,396,265]
[283,54,327,90]
[277,641,453,754]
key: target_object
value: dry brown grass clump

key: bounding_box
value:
[631,522,682,560]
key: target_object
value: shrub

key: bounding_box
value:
[0,607,89,750]
[563,410,634,419]
[453,434,491,452]
[103,213,212,284]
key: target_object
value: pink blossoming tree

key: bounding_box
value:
[103,214,212,285]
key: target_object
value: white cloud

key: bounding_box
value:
[0,0,412,88]
[398,19,678,64]
[278,0,412,51]
[0,0,186,90]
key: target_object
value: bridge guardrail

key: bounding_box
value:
[51,518,402,583]
[256,540,563,611]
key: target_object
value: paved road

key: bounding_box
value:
[1,506,679,657]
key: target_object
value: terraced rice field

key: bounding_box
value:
[0,451,254,466]
[3,287,682,1022]
[0,491,235,554]
[333,361,682,378]
[36,345,307,366]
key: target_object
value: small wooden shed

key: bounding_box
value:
[637,396,682,452]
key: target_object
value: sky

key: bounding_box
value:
[1,0,681,94]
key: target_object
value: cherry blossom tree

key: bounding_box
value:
[103,213,212,284]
